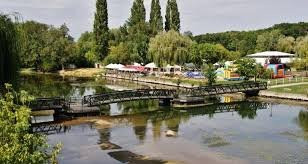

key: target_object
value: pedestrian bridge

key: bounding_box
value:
[30,82,267,113]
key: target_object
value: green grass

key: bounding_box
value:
[269,84,308,95]
[260,77,308,86]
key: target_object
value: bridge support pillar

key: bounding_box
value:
[244,90,260,97]
[159,98,172,106]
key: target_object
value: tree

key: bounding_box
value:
[76,31,97,67]
[148,30,193,67]
[293,35,308,70]
[190,43,234,67]
[0,84,61,164]
[165,0,180,32]
[126,22,151,64]
[104,42,133,64]
[128,0,146,27]
[183,31,193,38]
[40,25,75,72]
[235,58,257,81]
[0,14,20,87]
[18,21,49,69]
[255,30,283,52]
[269,56,281,64]
[93,0,109,61]
[149,0,163,35]
[277,36,295,53]
[203,64,217,86]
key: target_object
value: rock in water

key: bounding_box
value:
[166,130,177,137]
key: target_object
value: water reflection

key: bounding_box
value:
[96,101,269,144]
[297,110,308,132]
[20,74,110,98]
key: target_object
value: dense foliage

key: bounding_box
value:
[93,0,109,60]
[149,0,163,34]
[3,1,308,73]
[148,30,193,67]
[0,84,61,164]
[194,22,308,56]
[190,43,240,67]
[0,14,20,86]
[128,0,146,26]
[235,58,257,80]
[19,22,76,72]
[165,0,180,32]
[203,64,217,86]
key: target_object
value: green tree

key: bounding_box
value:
[76,31,97,67]
[255,30,283,52]
[203,64,217,86]
[293,35,308,70]
[40,24,75,72]
[18,21,48,69]
[128,0,146,27]
[190,43,235,67]
[126,22,151,64]
[149,0,163,35]
[165,0,180,32]
[148,30,193,67]
[0,84,61,164]
[93,0,109,61]
[277,36,295,53]
[104,42,133,64]
[235,58,257,81]
[0,14,20,87]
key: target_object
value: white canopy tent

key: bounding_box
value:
[247,51,296,65]
[145,62,158,68]
[105,64,125,70]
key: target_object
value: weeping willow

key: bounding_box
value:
[0,14,20,87]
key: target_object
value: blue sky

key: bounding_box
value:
[1,0,307,39]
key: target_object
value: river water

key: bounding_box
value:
[22,74,308,164]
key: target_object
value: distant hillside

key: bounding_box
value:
[193,22,308,56]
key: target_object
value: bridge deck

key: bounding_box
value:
[30,82,267,113]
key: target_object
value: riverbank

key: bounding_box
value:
[59,68,104,78]
[258,83,308,101]
[259,90,308,101]
[20,68,105,78]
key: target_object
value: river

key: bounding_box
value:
[21,74,308,164]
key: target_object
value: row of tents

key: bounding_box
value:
[105,63,182,74]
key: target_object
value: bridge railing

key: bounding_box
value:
[82,89,177,107]
[187,81,267,96]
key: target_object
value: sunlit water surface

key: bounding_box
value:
[22,74,308,164]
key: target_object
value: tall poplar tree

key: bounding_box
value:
[93,0,109,61]
[128,0,146,26]
[165,0,180,32]
[150,0,163,34]
[165,0,171,31]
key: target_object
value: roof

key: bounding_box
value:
[145,62,158,68]
[105,64,125,70]
[247,51,296,57]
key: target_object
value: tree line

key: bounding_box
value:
[2,0,308,76]
[194,23,308,70]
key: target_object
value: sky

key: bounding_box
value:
[1,0,308,39]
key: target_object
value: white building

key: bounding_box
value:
[247,51,296,65]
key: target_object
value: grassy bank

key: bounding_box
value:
[20,68,105,78]
[59,68,104,78]
[269,84,308,95]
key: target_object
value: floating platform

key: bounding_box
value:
[172,96,211,108]
[66,105,101,116]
